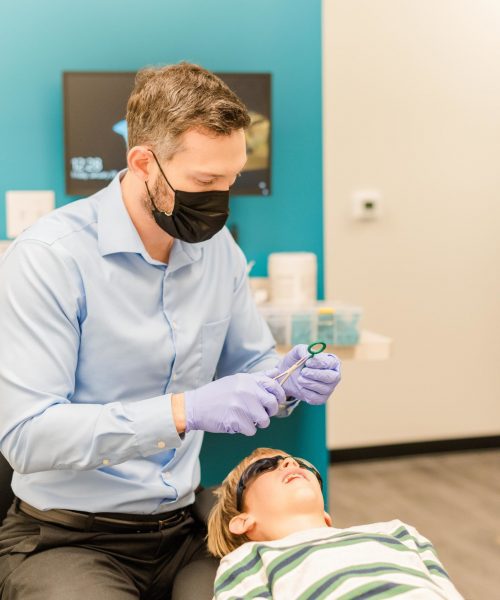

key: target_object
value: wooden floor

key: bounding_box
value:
[328,449,500,600]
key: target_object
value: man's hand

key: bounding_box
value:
[181,373,286,436]
[272,344,341,405]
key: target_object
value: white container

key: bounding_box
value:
[268,252,317,307]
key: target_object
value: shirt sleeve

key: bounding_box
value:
[214,547,271,599]
[400,523,464,599]
[0,241,182,475]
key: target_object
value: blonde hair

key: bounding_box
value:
[126,62,251,159]
[207,447,286,558]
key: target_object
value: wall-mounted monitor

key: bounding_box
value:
[63,71,271,197]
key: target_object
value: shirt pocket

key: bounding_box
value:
[200,317,231,386]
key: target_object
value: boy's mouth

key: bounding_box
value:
[282,470,308,484]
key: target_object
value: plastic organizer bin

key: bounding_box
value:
[259,302,363,347]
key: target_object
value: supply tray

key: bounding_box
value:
[259,301,363,347]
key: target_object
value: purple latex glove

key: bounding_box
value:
[184,372,286,436]
[272,344,341,405]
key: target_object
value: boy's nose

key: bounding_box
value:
[279,456,300,470]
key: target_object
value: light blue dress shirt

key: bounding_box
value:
[0,172,279,514]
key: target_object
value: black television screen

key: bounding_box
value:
[63,71,271,196]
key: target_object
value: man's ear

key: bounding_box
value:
[127,146,153,181]
[229,513,257,536]
[324,511,333,526]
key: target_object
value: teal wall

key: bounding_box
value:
[0,0,327,486]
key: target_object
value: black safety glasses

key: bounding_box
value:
[235,455,323,512]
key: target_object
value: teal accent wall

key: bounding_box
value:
[0,0,327,486]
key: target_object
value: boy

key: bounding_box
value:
[207,448,463,599]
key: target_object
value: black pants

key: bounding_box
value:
[0,501,219,600]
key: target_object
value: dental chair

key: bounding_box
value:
[0,453,219,599]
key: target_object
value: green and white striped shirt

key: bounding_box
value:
[214,520,463,599]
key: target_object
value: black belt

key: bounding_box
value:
[17,499,191,533]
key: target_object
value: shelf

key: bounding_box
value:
[276,330,392,361]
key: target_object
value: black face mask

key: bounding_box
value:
[145,152,230,243]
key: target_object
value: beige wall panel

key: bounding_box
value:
[323,0,500,448]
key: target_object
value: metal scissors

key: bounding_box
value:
[273,341,327,386]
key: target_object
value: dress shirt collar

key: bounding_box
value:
[97,170,202,269]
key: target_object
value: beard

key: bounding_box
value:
[144,176,175,217]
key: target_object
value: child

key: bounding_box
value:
[207,448,463,599]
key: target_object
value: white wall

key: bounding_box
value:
[323,0,500,448]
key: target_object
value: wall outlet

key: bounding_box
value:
[352,190,382,220]
[6,190,55,239]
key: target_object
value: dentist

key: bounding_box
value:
[0,63,340,600]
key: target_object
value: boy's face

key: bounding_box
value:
[229,453,331,541]
[244,454,324,511]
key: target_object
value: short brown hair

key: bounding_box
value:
[126,62,251,159]
[207,447,286,558]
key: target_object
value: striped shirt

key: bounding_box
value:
[214,520,464,599]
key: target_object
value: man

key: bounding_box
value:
[0,63,341,599]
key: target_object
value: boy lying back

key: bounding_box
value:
[207,448,463,599]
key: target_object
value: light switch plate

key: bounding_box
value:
[6,190,55,239]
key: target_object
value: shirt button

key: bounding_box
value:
[164,471,172,478]
[172,321,178,330]
[102,459,110,465]
[172,373,177,381]
[157,441,166,449]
